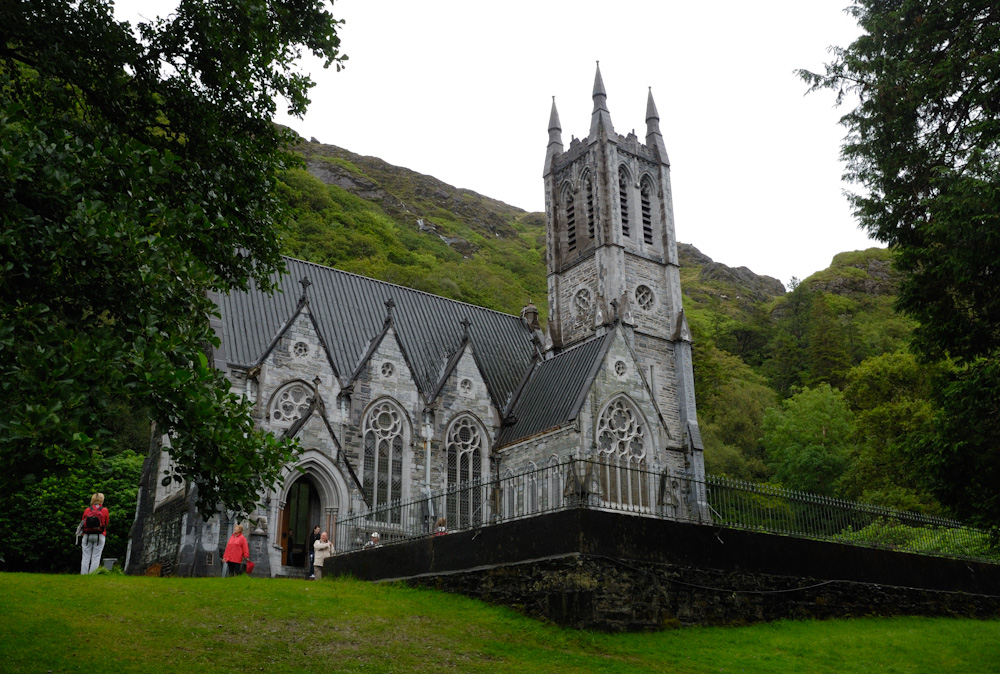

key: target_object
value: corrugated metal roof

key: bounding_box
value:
[495,331,614,448]
[218,257,536,406]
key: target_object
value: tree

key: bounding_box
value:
[800,0,1000,363]
[0,0,345,520]
[840,351,942,512]
[801,0,1000,526]
[762,384,854,496]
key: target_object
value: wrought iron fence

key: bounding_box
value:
[332,458,999,565]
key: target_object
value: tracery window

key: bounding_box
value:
[269,381,312,426]
[445,415,487,528]
[618,169,631,238]
[362,400,406,522]
[596,397,649,510]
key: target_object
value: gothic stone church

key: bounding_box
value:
[127,66,706,577]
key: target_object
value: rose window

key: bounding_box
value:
[270,383,312,424]
[596,398,645,459]
[293,341,309,358]
[614,360,627,377]
[459,378,473,394]
[381,362,395,378]
[635,285,654,311]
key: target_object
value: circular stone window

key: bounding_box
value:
[574,288,592,316]
[293,341,309,358]
[614,360,627,377]
[381,362,395,378]
[270,383,311,425]
[635,285,654,311]
[460,378,473,394]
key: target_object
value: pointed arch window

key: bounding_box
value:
[584,174,596,240]
[363,400,405,522]
[618,169,631,238]
[596,397,649,510]
[564,188,577,253]
[445,415,487,528]
[640,179,654,246]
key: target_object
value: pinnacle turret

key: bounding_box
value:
[589,62,615,139]
[645,87,669,165]
[544,97,563,174]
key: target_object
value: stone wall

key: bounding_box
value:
[324,508,1000,631]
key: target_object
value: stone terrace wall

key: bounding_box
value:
[324,509,1000,631]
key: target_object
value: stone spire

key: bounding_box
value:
[544,96,563,173]
[589,62,615,139]
[645,87,669,165]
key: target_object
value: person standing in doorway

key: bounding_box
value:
[308,524,321,579]
[312,531,333,580]
[222,524,250,577]
[80,493,109,574]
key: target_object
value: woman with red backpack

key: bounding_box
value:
[79,492,109,574]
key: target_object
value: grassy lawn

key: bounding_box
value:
[1,572,997,673]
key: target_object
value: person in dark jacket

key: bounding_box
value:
[308,524,321,579]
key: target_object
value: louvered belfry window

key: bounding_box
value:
[446,416,485,528]
[640,180,654,245]
[596,397,649,510]
[363,401,404,522]
[585,175,596,240]
[618,169,630,238]
[565,189,577,252]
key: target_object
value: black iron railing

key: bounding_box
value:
[331,458,999,564]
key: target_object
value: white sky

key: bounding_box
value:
[118,0,879,287]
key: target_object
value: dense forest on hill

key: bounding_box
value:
[284,141,945,516]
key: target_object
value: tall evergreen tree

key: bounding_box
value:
[801,0,1000,526]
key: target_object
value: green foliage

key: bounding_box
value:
[0,449,143,572]
[278,165,547,317]
[694,343,777,480]
[802,0,1000,364]
[906,359,1000,529]
[802,0,1000,526]
[834,519,999,560]
[762,384,855,496]
[839,352,943,512]
[0,0,342,519]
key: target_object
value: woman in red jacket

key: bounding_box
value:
[222,524,250,577]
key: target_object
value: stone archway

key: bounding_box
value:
[274,450,351,575]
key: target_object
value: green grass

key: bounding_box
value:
[1,573,997,673]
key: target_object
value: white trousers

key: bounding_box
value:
[80,533,106,574]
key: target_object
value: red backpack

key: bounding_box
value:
[82,506,105,535]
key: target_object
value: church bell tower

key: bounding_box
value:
[543,63,703,457]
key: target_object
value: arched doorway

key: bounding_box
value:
[281,475,321,568]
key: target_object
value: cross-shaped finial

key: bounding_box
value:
[460,317,471,338]
[300,276,311,291]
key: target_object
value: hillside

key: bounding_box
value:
[280,143,942,515]
[281,142,547,320]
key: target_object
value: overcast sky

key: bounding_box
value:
[119,0,879,287]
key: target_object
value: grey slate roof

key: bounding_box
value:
[495,330,615,448]
[218,257,537,408]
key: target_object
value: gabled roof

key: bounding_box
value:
[218,257,537,407]
[495,330,616,448]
